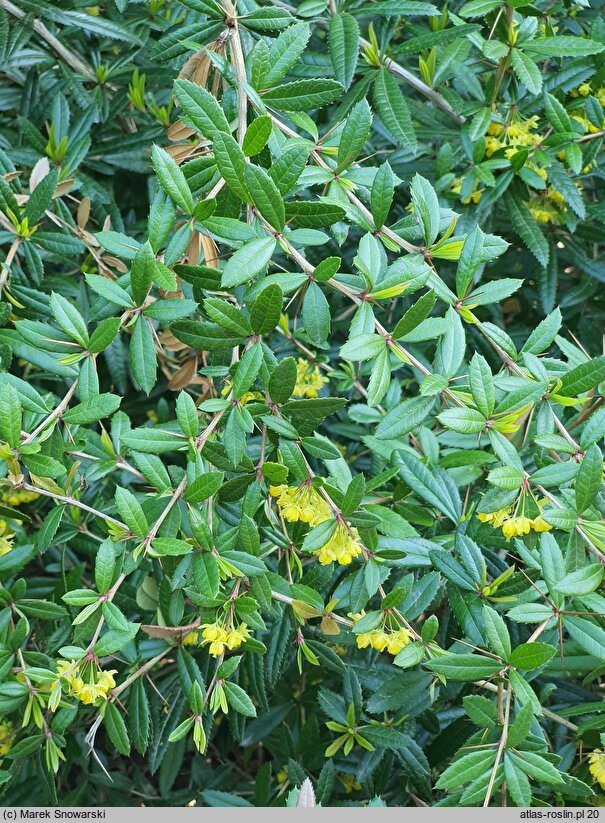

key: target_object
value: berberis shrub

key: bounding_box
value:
[0,0,604,809]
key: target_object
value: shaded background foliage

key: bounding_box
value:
[0,0,603,809]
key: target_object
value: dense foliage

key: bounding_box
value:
[0,0,605,808]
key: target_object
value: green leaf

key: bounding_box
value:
[374,69,417,153]
[86,274,134,308]
[558,357,605,397]
[49,292,88,346]
[150,538,193,557]
[63,394,121,425]
[130,316,157,396]
[24,168,58,225]
[435,750,497,789]
[151,145,194,214]
[261,79,343,111]
[115,487,148,537]
[375,396,434,440]
[242,116,272,156]
[410,174,440,246]
[224,682,257,717]
[510,49,542,95]
[455,226,483,298]
[437,407,486,434]
[370,162,394,229]
[173,79,230,140]
[506,194,549,268]
[544,93,573,133]
[425,654,503,681]
[522,307,561,355]
[483,606,511,660]
[340,333,385,362]
[184,472,224,503]
[95,539,116,595]
[576,444,603,514]
[212,132,250,201]
[366,347,391,408]
[204,298,251,336]
[303,281,331,346]
[328,13,359,91]
[176,391,199,438]
[221,237,276,288]
[524,36,604,58]
[555,563,603,597]
[0,384,21,448]
[508,642,557,671]
[243,164,285,231]
[250,284,283,335]
[338,99,371,169]
[233,344,263,397]
[504,760,532,807]
[130,241,155,306]
[129,679,151,756]
[104,702,130,756]
[266,22,310,85]
[468,353,495,418]
[268,357,297,404]
[565,616,605,660]
[392,291,437,339]
[508,750,564,785]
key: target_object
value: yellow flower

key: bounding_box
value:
[269,482,331,527]
[0,719,15,756]
[356,628,388,651]
[200,621,251,656]
[293,359,329,398]
[589,750,605,789]
[314,522,362,565]
[55,659,117,706]
[385,628,414,655]
[277,766,288,784]
[2,489,39,507]
[146,410,159,424]
[341,773,362,793]
[450,178,483,204]
[182,630,199,646]
[527,200,560,224]
[225,624,251,650]
[478,498,552,539]
[502,515,532,539]
[85,6,100,15]
[349,612,412,655]
[0,533,14,558]
[578,83,591,97]
[221,378,262,405]
[477,508,511,529]
[531,515,552,533]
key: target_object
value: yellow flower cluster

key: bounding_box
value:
[450,177,483,205]
[293,358,329,398]
[589,750,605,790]
[485,115,541,159]
[570,83,603,101]
[0,521,14,558]
[349,612,414,655]
[478,504,552,539]
[198,621,251,657]
[221,378,262,405]
[56,659,117,706]
[341,773,362,794]
[314,522,363,565]
[2,489,39,507]
[526,182,576,224]
[0,718,15,756]
[269,482,331,527]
